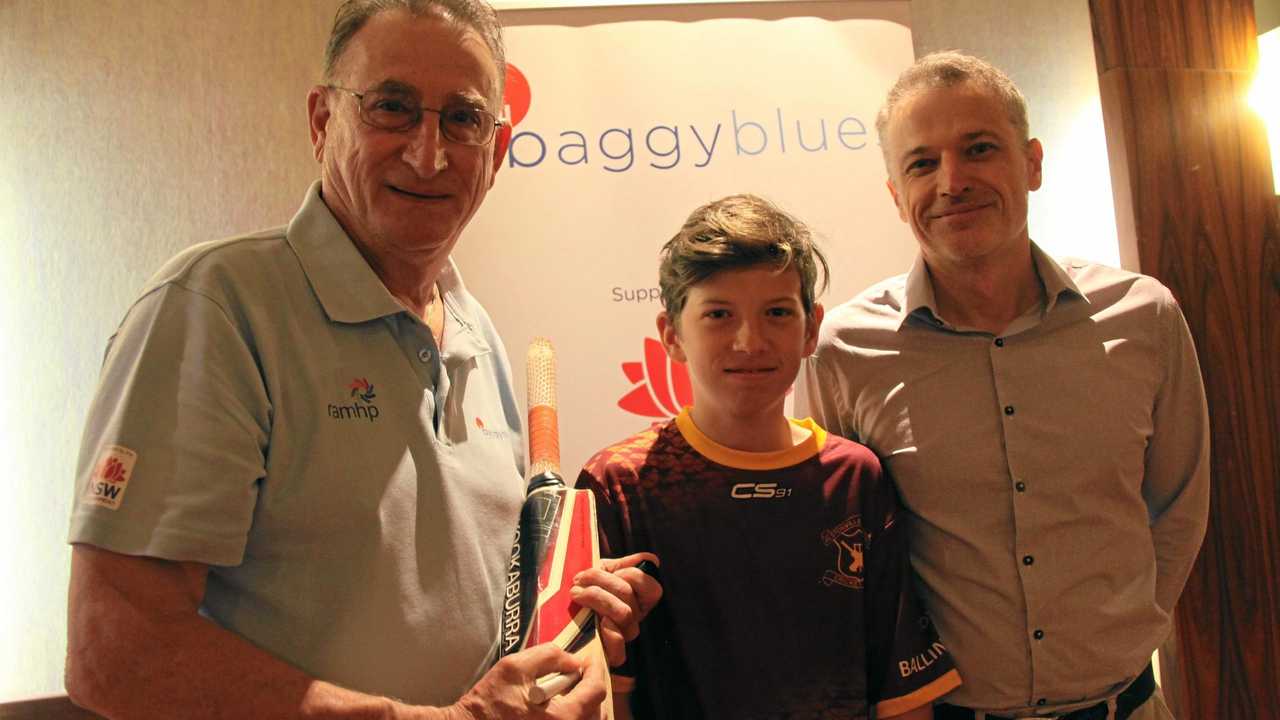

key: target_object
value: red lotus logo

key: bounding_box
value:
[98,457,127,484]
[504,63,531,127]
[617,338,693,418]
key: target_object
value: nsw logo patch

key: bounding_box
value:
[83,445,137,510]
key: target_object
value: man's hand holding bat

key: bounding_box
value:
[446,643,607,720]
[432,553,657,720]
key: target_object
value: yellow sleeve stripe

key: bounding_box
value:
[875,668,962,717]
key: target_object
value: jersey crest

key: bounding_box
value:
[820,514,866,590]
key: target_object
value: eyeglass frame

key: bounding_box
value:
[326,84,505,147]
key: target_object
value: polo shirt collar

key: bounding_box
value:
[898,239,1087,330]
[286,181,405,324]
[285,182,493,359]
[436,260,493,362]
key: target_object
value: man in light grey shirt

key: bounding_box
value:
[803,51,1209,720]
[66,1,659,718]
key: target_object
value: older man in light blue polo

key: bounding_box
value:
[65,1,659,718]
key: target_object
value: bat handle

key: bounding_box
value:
[528,669,583,704]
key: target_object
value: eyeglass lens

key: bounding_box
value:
[359,91,494,145]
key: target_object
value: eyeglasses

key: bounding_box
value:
[327,85,503,146]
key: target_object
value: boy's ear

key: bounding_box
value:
[657,311,687,363]
[804,303,825,356]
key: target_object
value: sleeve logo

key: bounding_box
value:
[82,445,138,510]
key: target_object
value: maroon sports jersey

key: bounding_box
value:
[576,409,960,719]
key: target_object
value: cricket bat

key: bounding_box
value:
[499,338,613,713]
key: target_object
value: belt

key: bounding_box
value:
[935,663,1155,720]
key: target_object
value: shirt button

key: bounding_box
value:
[418,348,433,363]
[1004,405,1015,415]
[1037,698,1047,706]
[1023,555,1035,565]
[1034,629,1045,640]
[994,338,1005,347]
[1015,481,1027,492]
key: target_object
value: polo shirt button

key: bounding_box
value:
[418,348,433,363]
[1037,698,1047,706]
[1015,481,1027,492]
[1004,405,1015,415]
[1034,629,1045,640]
[1023,554,1034,565]
[994,338,1004,347]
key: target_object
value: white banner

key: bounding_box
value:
[456,4,916,472]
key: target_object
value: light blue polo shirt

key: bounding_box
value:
[70,182,526,705]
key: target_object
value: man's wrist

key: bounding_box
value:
[384,697,460,720]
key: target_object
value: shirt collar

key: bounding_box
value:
[1029,240,1087,313]
[286,181,404,324]
[900,253,939,329]
[898,239,1087,330]
[436,260,492,362]
[284,181,492,358]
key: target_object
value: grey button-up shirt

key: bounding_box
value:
[801,242,1210,715]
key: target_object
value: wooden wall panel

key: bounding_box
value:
[1092,0,1257,71]
[1091,1,1280,718]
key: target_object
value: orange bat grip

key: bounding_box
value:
[528,405,561,475]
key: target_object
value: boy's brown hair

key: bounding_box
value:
[659,194,829,326]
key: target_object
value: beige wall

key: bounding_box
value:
[1258,0,1280,33]
[0,0,339,699]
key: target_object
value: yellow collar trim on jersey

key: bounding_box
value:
[674,407,827,471]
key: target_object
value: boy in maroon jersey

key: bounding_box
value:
[576,194,961,719]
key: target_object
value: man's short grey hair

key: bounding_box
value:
[323,0,506,102]
[875,51,1030,155]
